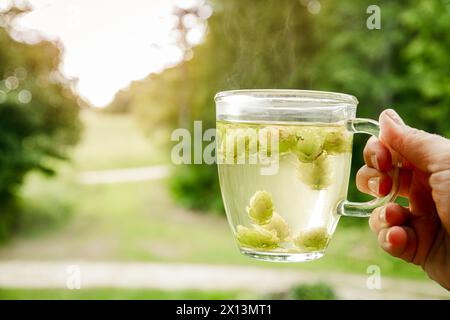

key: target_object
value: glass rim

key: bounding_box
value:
[215,89,358,106]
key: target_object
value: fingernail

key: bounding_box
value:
[385,109,405,126]
[368,177,380,195]
[371,154,379,170]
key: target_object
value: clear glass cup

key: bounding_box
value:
[215,89,399,262]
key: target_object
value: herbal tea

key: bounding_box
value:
[217,121,353,261]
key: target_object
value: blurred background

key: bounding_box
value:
[0,0,449,299]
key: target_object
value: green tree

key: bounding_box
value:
[0,6,82,239]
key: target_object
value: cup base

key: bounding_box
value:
[239,248,324,262]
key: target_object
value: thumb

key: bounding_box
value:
[379,109,450,173]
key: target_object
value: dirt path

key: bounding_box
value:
[0,261,447,299]
[78,165,170,184]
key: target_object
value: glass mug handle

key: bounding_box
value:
[337,118,400,217]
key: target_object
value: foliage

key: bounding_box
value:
[169,163,224,212]
[288,282,337,300]
[268,282,337,300]
[107,0,450,213]
[0,6,82,239]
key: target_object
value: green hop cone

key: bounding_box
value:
[259,126,296,156]
[222,127,258,163]
[294,226,329,252]
[262,212,290,241]
[323,127,352,154]
[221,132,236,163]
[297,151,332,190]
[236,225,280,249]
[278,126,297,154]
[257,127,274,158]
[247,190,274,224]
[295,128,324,163]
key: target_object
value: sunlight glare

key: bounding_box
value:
[9,0,194,107]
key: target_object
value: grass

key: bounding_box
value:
[0,110,429,283]
[72,110,167,171]
[0,288,247,300]
[0,283,337,300]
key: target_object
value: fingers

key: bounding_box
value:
[356,165,392,196]
[379,109,450,173]
[378,226,417,262]
[369,203,418,263]
[369,203,410,233]
[361,134,413,197]
[363,136,393,171]
[357,165,412,197]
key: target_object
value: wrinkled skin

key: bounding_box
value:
[356,109,450,290]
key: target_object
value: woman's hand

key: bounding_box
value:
[356,109,450,290]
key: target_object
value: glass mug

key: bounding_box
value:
[215,90,399,262]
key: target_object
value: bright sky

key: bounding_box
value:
[1,0,208,107]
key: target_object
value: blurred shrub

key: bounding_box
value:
[0,6,82,240]
[289,283,337,300]
[17,194,73,236]
[108,0,450,215]
[0,200,19,241]
[14,169,78,237]
[169,163,224,213]
[269,282,337,300]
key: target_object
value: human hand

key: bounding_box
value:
[356,109,450,290]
